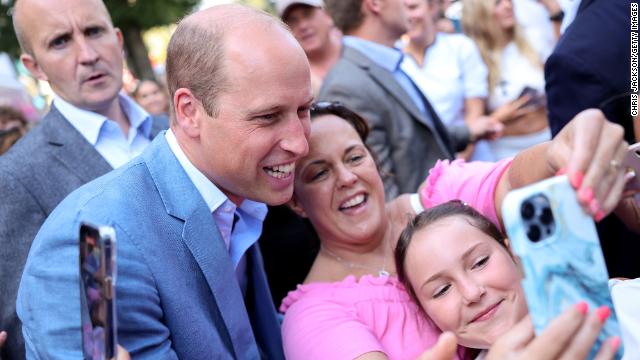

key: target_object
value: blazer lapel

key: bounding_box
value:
[43,106,113,183]
[343,46,455,157]
[143,137,260,359]
[245,245,284,359]
[343,47,436,132]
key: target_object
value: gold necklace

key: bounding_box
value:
[321,242,390,277]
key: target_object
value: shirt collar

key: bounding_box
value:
[53,93,153,145]
[164,129,267,221]
[119,93,153,138]
[343,36,404,72]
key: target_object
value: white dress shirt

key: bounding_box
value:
[54,93,152,168]
[401,33,489,128]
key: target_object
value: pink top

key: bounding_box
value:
[420,158,512,227]
[280,159,513,359]
[280,275,442,360]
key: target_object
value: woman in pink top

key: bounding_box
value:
[279,102,630,360]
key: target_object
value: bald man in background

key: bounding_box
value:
[0,0,167,358]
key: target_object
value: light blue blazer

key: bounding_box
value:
[17,134,284,359]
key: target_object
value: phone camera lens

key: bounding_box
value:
[527,224,541,243]
[521,202,535,220]
[540,207,553,225]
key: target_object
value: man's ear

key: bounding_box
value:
[362,0,382,15]
[173,88,202,138]
[114,27,124,54]
[20,53,48,82]
[287,195,308,218]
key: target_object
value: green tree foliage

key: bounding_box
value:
[0,0,198,78]
[0,2,20,57]
[107,0,199,79]
[104,0,199,30]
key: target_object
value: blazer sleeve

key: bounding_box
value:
[0,169,46,360]
[545,51,610,137]
[112,222,180,360]
[17,208,179,360]
[18,207,90,359]
[319,82,400,199]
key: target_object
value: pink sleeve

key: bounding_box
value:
[281,297,385,360]
[419,158,513,227]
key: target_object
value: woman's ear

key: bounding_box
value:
[287,195,308,218]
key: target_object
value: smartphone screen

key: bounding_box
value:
[502,176,623,359]
[517,86,546,109]
[79,223,117,360]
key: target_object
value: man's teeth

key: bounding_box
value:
[265,163,294,178]
[340,194,365,209]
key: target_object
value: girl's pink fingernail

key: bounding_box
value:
[595,210,606,222]
[571,171,584,188]
[596,306,611,323]
[611,336,621,351]
[556,167,567,176]
[576,301,589,315]
[589,199,600,215]
[578,187,595,204]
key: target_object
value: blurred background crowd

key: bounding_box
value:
[0,0,593,158]
[0,0,636,358]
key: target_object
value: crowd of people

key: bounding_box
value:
[0,0,637,359]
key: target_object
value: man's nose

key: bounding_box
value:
[280,115,310,157]
[76,37,100,65]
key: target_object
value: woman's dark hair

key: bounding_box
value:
[395,200,507,306]
[310,101,370,141]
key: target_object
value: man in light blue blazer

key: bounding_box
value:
[17,4,313,359]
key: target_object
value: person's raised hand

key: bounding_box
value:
[469,116,504,142]
[491,95,534,124]
[546,109,629,220]
[416,332,458,360]
[485,302,620,360]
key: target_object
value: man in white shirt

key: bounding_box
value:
[0,0,167,357]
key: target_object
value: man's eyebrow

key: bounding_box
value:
[246,105,281,117]
[44,30,71,46]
